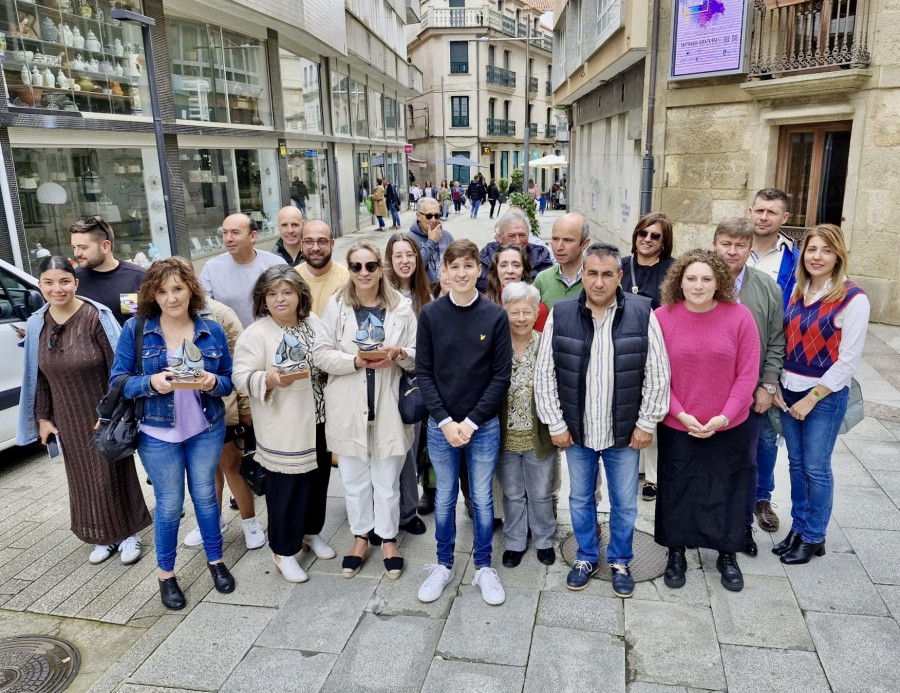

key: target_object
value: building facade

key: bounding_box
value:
[0,0,422,275]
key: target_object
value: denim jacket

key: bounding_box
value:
[109,314,233,428]
[17,297,121,446]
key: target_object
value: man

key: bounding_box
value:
[70,215,146,326]
[416,240,512,606]
[296,219,349,317]
[713,217,785,557]
[290,177,308,215]
[408,198,455,284]
[199,213,284,328]
[535,243,670,597]
[476,207,554,292]
[534,212,591,308]
[466,176,486,219]
[384,177,402,229]
[273,206,305,267]
[747,188,799,533]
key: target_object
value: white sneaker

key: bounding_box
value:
[242,517,266,550]
[304,534,336,559]
[183,514,227,548]
[417,563,454,603]
[118,536,142,565]
[472,567,506,605]
[89,544,118,565]
[274,554,308,583]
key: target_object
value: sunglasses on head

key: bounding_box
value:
[75,215,111,239]
[47,324,65,351]
[637,229,662,241]
[419,212,440,220]
[349,261,381,274]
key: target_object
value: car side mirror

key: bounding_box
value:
[13,289,45,320]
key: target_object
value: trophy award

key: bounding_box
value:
[166,339,206,389]
[354,313,387,362]
[274,331,310,384]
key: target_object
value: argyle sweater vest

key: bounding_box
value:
[783,281,864,378]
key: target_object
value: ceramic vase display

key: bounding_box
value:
[85,31,101,53]
[56,70,68,89]
[41,17,58,44]
[72,28,85,50]
[21,65,31,86]
[31,67,43,88]
[72,53,84,70]
[43,68,55,88]
[62,25,74,47]
[113,38,124,57]
[87,57,99,72]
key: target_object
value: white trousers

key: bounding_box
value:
[638,433,659,484]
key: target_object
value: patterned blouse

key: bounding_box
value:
[282,320,326,424]
[505,332,541,452]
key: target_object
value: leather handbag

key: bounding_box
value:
[398,370,426,425]
[768,378,864,436]
[93,318,144,462]
[236,425,266,496]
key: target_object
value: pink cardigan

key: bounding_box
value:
[654,301,760,431]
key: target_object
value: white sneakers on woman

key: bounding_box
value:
[417,564,455,603]
[89,535,142,565]
[472,567,506,605]
[274,554,308,583]
[89,543,117,565]
[303,534,335,559]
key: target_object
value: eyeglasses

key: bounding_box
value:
[419,213,441,220]
[349,261,381,274]
[392,252,417,262]
[302,238,331,247]
[637,230,662,241]
[47,324,65,351]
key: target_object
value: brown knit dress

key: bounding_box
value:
[35,303,152,545]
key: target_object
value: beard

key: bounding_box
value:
[306,250,332,269]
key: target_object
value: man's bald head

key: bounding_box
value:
[550,212,591,269]
[277,206,305,255]
[553,213,590,243]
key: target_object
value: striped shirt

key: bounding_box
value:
[535,305,670,451]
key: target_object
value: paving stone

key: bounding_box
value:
[437,586,539,666]
[221,647,337,693]
[841,416,897,441]
[461,533,547,590]
[644,569,711,606]
[204,541,299,609]
[130,603,274,690]
[398,504,474,553]
[831,451,879,487]
[843,527,900,585]
[321,614,442,693]
[706,574,813,650]
[843,439,900,471]
[720,644,829,693]
[626,685,692,693]
[833,486,900,530]
[699,547,786,578]
[524,625,624,693]
[535,590,624,635]
[785,550,890,615]
[625,601,725,690]
[420,658,525,693]
[374,548,468,618]
[869,469,900,505]
[256,573,377,653]
[119,686,208,693]
[876,584,900,620]
[806,613,900,693]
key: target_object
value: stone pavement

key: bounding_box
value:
[1,207,899,693]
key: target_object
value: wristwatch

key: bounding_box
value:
[761,384,777,395]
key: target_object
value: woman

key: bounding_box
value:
[233,266,333,583]
[654,250,759,593]
[487,179,500,219]
[423,180,436,199]
[313,242,418,579]
[409,182,422,210]
[368,179,388,229]
[438,180,452,220]
[773,224,870,565]
[620,212,675,501]
[496,282,556,568]
[17,256,151,566]
[110,258,235,610]
[485,244,548,331]
[451,181,464,214]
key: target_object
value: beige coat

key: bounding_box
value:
[370,184,388,218]
[312,295,417,461]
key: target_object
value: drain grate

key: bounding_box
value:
[0,635,80,693]
[561,523,668,582]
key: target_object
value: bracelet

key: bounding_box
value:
[812,388,824,401]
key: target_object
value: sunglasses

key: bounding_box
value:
[419,213,440,220]
[349,261,381,274]
[47,324,65,351]
[637,229,662,241]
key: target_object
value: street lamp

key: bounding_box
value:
[110,9,178,256]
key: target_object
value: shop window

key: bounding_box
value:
[369,90,385,140]
[332,70,351,135]
[167,20,271,126]
[280,50,322,134]
[349,79,368,137]
[2,0,151,116]
[287,150,331,226]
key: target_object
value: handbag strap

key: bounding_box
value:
[134,317,145,419]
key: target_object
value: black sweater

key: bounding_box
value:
[416,294,512,426]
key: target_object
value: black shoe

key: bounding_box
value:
[381,537,404,579]
[502,549,525,568]
[208,562,235,593]
[537,547,556,565]
[781,540,826,565]
[493,518,503,531]
[641,483,657,501]
[368,530,383,546]
[663,547,687,588]
[400,516,427,535]
[743,525,758,557]
[229,496,238,510]
[417,488,435,515]
[772,530,803,556]
[716,551,743,592]
[158,576,186,610]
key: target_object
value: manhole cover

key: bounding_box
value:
[0,635,80,693]
[561,523,668,582]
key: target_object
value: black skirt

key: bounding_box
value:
[655,421,751,552]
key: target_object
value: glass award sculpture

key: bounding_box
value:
[354,313,387,362]
[274,331,310,383]
[165,339,205,389]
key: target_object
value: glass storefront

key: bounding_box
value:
[349,78,367,137]
[2,0,151,116]
[286,149,331,226]
[331,69,351,136]
[280,51,323,134]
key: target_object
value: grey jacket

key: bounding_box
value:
[738,266,785,385]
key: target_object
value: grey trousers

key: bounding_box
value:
[399,422,422,524]
[496,449,556,551]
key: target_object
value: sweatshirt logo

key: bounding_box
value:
[480,334,486,341]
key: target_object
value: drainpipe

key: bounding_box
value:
[640,0,661,216]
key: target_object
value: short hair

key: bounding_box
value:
[584,242,622,271]
[630,212,673,259]
[137,256,206,318]
[251,265,313,321]
[579,220,591,243]
[659,249,736,306]
[495,208,530,239]
[337,241,401,311]
[38,255,76,277]
[487,243,533,303]
[793,224,850,304]
[443,239,479,266]
[70,215,115,245]
[713,217,754,242]
[501,281,540,312]
[417,197,440,213]
[753,188,790,213]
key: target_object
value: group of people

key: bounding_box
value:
[17,185,868,611]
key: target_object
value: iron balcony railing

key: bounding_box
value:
[487,118,516,136]
[528,123,538,137]
[546,124,557,138]
[545,80,553,96]
[529,77,538,93]
[748,0,871,78]
[450,61,469,74]
[486,64,517,88]
[422,6,553,51]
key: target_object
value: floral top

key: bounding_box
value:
[282,321,326,424]
[505,332,541,452]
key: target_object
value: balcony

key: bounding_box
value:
[529,77,538,94]
[421,6,553,51]
[486,64,517,89]
[451,61,469,74]
[487,118,516,136]
[546,124,557,138]
[545,80,553,96]
[748,0,871,79]
[528,123,538,137]
[451,116,470,127]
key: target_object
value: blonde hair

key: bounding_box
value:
[337,241,402,311]
[792,224,850,304]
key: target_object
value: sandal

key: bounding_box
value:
[381,536,404,580]
[342,535,369,578]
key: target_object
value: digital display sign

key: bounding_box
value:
[670,0,752,80]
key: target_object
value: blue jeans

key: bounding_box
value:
[780,386,849,543]
[427,416,500,569]
[139,421,225,571]
[756,413,778,501]
[471,199,481,217]
[567,443,640,565]
[389,203,401,227]
[376,215,385,228]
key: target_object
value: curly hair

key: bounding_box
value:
[137,256,206,318]
[486,243,532,304]
[251,265,313,321]
[658,249,736,307]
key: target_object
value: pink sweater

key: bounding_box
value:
[654,301,760,431]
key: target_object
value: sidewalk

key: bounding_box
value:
[1,209,898,693]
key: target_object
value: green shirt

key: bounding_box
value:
[533,265,583,309]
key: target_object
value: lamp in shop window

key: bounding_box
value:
[36,181,67,205]
[81,151,103,198]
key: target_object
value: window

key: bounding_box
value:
[451,150,471,185]
[384,96,398,133]
[280,51,322,134]
[449,0,465,6]
[488,45,496,66]
[501,151,509,179]
[369,90,385,139]
[451,96,469,127]
[349,79,368,137]
[450,41,469,74]
[488,98,496,120]
[597,0,624,46]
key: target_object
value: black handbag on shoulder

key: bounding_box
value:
[399,370,427,424]
[236,425,266,495]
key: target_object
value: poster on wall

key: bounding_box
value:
[669,0,752,80]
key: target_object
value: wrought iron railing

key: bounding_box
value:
[528,123,539,137]
[545,80,553,96]
[450,61,469,74]
[486,64,517,88]
[529,77,539,93]
[546,124,557,138]
[487,118,516,136]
